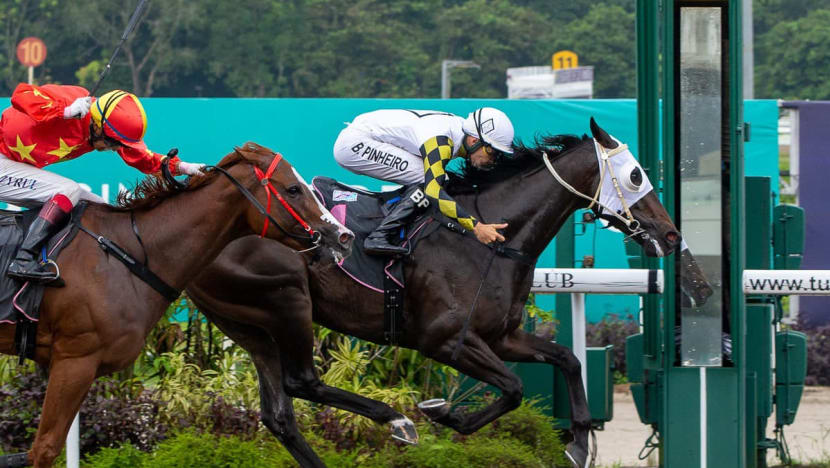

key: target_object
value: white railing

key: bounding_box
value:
[744,270,830,295]
[529,268,830,397]
[531,268,663,398]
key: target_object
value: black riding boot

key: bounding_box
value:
[7,197,72,283]
[364,186,429,256]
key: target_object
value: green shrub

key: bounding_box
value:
[83,442,145,468]
[479,399,569,466]
[145,431,286,468]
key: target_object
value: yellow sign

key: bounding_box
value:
[552,50,578,70]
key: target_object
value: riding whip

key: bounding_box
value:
[89,0,149,96]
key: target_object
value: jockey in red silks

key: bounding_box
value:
[0,84,206,283]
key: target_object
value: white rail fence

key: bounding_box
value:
[530,268,830,399]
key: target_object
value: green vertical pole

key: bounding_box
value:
[636,0,661,363]
[552,217,575,426]
[660,2,677,466]
[729,1,747,466]
[636,0,665,455]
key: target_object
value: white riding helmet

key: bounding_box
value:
[462,107,515,154]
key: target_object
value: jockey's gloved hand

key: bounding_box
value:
[177,161,206,177]
[63,96,92,119]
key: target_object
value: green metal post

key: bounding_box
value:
[552,217,575,426]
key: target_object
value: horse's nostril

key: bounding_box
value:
[339,232,353,246]
[666,231,680,245]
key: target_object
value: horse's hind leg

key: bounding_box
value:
[420,332,524,435]
[204,312,326,468]
[252,355,326,468]
[274,322,418,444]
[494,329,592,468]
[30,356,98,468]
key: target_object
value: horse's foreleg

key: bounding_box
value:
[421,332,524,435]
[30,356,97,468]
[494,329,592,468]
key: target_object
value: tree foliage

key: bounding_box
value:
[0,0,823,99]
[755,8,830,100]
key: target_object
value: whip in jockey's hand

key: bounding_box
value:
[333,107,516,255]
[0,83,206,283]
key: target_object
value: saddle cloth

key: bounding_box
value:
[311,177,432,292]
[0,203,86,325]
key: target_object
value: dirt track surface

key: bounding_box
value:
[594,385,830,467]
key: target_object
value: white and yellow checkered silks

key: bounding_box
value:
[421,135,476,231]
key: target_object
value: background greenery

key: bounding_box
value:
[1,0,827,99]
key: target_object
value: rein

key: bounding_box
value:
[542,141,646,240]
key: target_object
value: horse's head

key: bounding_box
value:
[585,118,681,258]
[679,244,715,307]
[222,142,353,262]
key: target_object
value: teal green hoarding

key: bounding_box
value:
[0,98,778,321]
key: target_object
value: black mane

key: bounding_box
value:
[446,133,589,195]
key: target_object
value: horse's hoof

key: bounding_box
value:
[565,440,589,468]
[417,398,450,421]
[389,416,418,444]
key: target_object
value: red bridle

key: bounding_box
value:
[253,153,316,239]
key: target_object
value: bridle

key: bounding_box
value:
[542,140,647,241]
[165,152,322,249]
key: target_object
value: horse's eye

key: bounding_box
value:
[629,167,643,187]
[287,185,302,196]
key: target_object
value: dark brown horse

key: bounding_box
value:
[0,142,352,468]
[187,120,694,468]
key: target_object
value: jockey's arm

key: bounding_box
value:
[117,146,182,175]
[420,135,477,231]
[10,83,88,122]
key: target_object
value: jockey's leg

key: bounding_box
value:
[364,185,429,255]
[0,157,92,282]
[333,126,425,186]
[7,194,73,282]
[333,127,429,255]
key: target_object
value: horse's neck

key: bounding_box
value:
[94,180,247,291]
[480,149,594,260]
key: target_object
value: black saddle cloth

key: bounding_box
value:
[311,177,433,291]
[0,203,86,325]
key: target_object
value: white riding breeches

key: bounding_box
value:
[0,154,105,209]
[333,127,425,186]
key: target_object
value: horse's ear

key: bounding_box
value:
[590,117,618,149]
[234,142,263,161]
[233,146,253,161]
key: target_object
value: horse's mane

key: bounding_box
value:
[109,150,246,212]
[446,133,589,195]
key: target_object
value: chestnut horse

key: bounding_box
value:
[186,120,708,468]
[0,142,353,468]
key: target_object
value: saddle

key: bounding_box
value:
[0,203,87,361]
[311,177,439,344]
